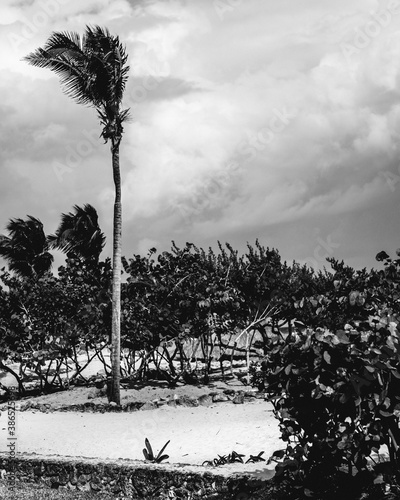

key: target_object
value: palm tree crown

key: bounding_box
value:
[24,25,130,148]
[48,204,105,263]
[0,216,53,278]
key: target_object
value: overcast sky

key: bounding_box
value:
[0,0,400,272]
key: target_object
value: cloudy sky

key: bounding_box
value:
[0,0,400,272]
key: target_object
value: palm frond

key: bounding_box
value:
[0,216,52,278]
[24,25,130,141]
[49,204,105,262]
[24,50,95,106]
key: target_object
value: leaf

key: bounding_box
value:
[144,438,154,459]
[270,449,285,461]
[374,474,384,484]
[157,439,170,458]
[323,351,331,364]
[349,291,359,306]
[335,331,350,344]
[391,369,400,379]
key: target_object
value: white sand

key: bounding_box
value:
[0,400,282,477]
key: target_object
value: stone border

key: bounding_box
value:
[1,388,266,413]
[0,453,274,498]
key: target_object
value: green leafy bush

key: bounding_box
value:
[251,315,400,497]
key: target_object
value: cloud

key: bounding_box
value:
[0,0,399,269]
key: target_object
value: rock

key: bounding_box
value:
[223,389,236,396]
[212,394,230,403]
[123,402,143,411]
[88,388,106,399]
[177,395,199,407]
[198,394,212,406]
[41,477,53,488]
[90,476,102,491]
[232,394,244,404]
[77,473,91,485]
[140,402,156,411]
[94,378,105,389]
[77,482,91,492]
[69,472,78,485]
[58,472,69,486]
[83,402,97,412]
[46,463,62,476]
[107,402,122,411]
[33,465,44,477]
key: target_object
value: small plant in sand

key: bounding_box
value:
[142,438,170,463]
[245,451,265,463]
[203,450,257,466]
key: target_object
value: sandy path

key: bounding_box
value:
[0,401,281,476]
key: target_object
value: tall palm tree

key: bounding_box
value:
[0,216,53,279]
[24,26,130,404]
[49,204,105,264]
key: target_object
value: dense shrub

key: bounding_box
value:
[251,276,400,498]
[0,257,112,393]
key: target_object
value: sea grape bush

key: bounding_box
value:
[1,238,311,390]
[251,252,400,497]
[2,238,400,403]
[293,252,400,333]
[121,242,253,381]
[0,256,112,393]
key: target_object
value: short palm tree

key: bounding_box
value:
[0,216,53,279]
[24,26,130,404]
[49,204,105,264]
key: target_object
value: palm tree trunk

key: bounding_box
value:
[109,143,122,404]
